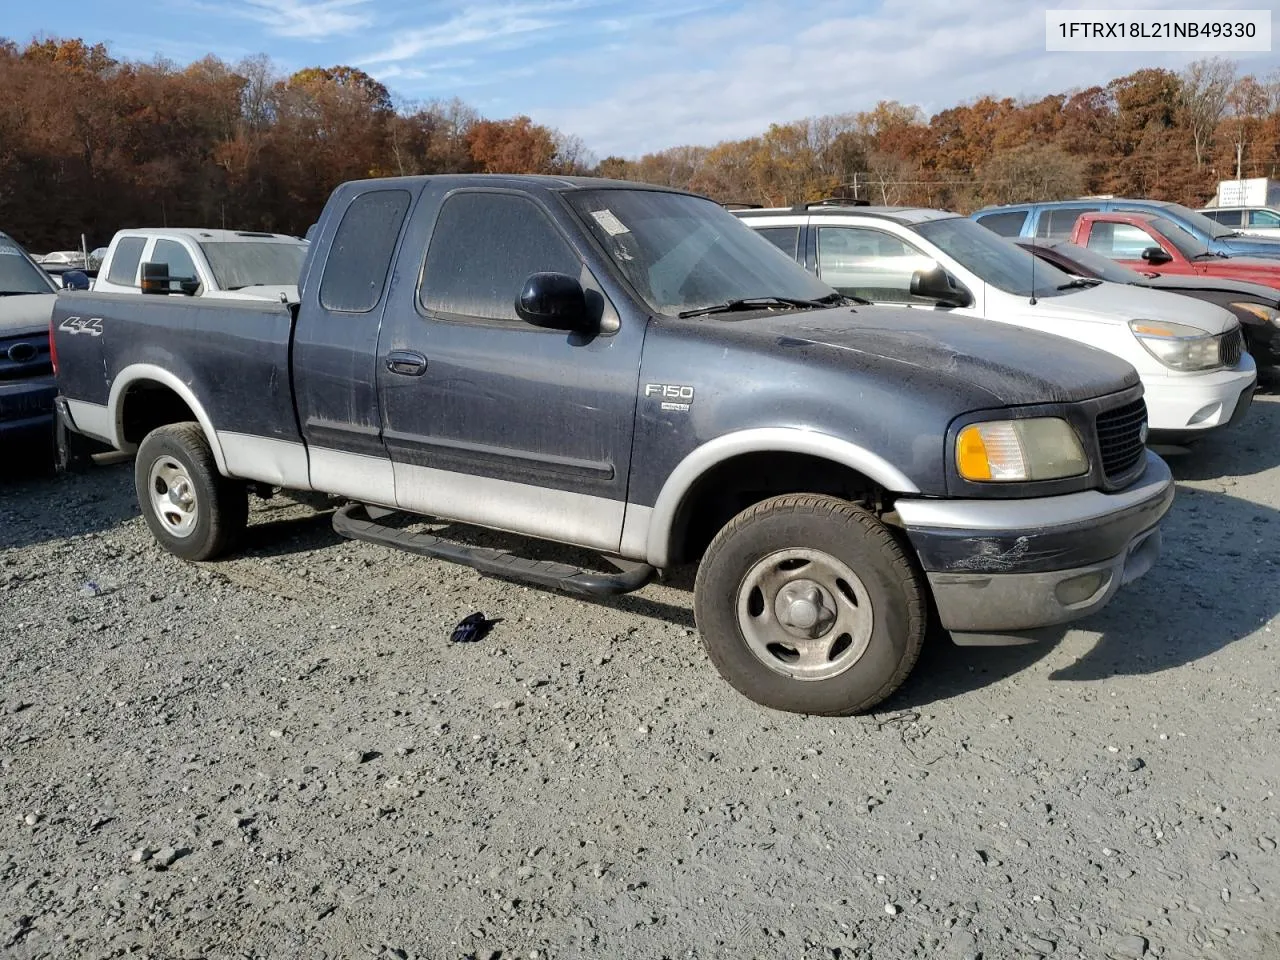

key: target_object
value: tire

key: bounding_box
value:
[693,493,926,716]
[134,422,248,561]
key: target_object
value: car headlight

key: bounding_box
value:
[1128,319,1220,371]
[956,417,1088,482]
[1230,301,1280,327]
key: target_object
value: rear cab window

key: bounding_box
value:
[107,237,146,286]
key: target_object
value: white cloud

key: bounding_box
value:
[232,0,373,40]
[356,0,609,66]
[533,0,1280,156]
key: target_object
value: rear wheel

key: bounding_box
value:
[693,494,926,715]
[134,423,247,561]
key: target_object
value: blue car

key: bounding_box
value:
[971,198,1280,260]
[0,231,59,450]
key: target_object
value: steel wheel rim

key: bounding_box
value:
[736,548,874,681]
[148,457,199,538]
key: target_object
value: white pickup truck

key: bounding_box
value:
[93,229,308,301]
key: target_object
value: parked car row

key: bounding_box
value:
[736,203,1256,447]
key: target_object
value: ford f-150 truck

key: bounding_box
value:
[51,175,1174,715]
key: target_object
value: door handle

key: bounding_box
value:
[386,350,428,376]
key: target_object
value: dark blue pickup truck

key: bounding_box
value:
[51,175,1174,714]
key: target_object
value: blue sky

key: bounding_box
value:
[6,0,1278,157]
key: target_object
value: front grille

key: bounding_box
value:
[1095,398,1147,482]
[0,335,53,382]
[1219,327,1243,367]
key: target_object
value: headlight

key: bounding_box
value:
[1230,301,1280,327]
[1128,319,1220,371]
[956,417,1088,482]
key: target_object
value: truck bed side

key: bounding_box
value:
[52,291,305,486]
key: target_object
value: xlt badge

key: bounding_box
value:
[645,382,694,412]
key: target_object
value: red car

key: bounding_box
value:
[1068,211,1280,291]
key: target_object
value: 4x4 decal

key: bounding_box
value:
[59,316,104,336]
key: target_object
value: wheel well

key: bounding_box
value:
[669,452,890,566]
[119,381,200,446]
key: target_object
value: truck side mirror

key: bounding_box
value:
[61,270,91,291]
[909,265,973,308]
[1141,246,1172,265]
[516,272,595,333]
[140,261,170,294]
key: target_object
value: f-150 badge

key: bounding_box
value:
[645,382,694,412]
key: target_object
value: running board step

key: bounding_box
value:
[332,503,656,597]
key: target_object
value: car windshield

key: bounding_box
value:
[565,189,836,317]
[1149,218,1212,259]
[0,235,57,294]
[913,216,1075,297]
[198,241,308,290]
[1035,241,1144,282]
[1152,202,1235,240]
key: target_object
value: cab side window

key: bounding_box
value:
[756,225,800,258]
[1249,210,1280,228]
[975,210,1029,237]
[107,237,146,286]
[420,192,581,323]
[1034,206,1099,240]
[815,227,938,304]
[1085,222,1157,259]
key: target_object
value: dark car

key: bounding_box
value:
[0,231,60,450]
[1018,237,1280,371]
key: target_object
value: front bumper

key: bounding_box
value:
[1142,356,1256,438]
[0,376,56,444]
[895,451,1174,644]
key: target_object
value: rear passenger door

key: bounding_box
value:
[375,188,643,552]
[294,187,414,503]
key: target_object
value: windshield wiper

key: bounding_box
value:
[1193,252,1226,260]
[1056,278,1101,290]
[678,296,832,319]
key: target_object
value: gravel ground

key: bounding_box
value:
[2,399,1280,960]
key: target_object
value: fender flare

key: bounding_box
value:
[107,363,228,474]
[637,427,922,568]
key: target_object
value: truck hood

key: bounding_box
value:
[1220,235,1280,259]
[1026,281,1238,334]
[1134,272,1280,305]
[0,293,56,336]
[718,305,1139,406]
[1186,256,1280,286]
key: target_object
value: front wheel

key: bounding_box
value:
[134,422,248,561]
[693,494,926,716]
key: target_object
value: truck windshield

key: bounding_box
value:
[0,236,57,295]
[198,241,308,290]
[1147,202,1234,240]
[566,190,836,317]
[913,217,1076,298]
[1149,218,1212,259]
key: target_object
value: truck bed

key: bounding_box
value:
[53,292,303,479]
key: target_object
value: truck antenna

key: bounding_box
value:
[1028,235,1038,306]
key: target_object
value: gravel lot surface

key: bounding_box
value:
[2,399,1279,960]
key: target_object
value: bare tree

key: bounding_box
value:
[1180,57,1235,167]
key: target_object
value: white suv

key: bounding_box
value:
[736,204,1257,445]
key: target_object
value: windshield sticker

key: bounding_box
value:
[0,245,22,256]
[591,209,630,236]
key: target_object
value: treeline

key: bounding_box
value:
[2,38,1279,251]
